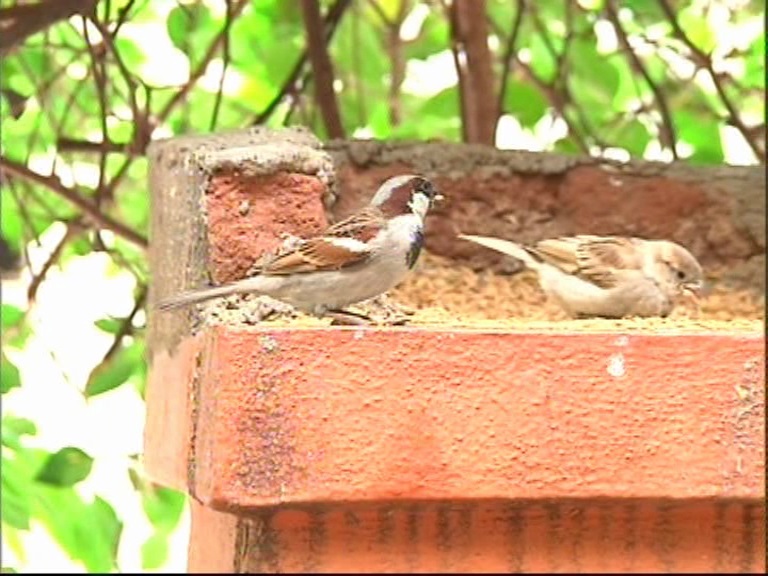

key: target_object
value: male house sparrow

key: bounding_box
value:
[459,234,704,318]
[157,175,442,323]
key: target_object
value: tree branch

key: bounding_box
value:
[496,0,526,121]
[300,0,345,138]
[0,156,148,248]
[0,0,98,55]
[604,1,678,158]
[252,0,351,126]
[450,0,498,145]
[654,0,764,161]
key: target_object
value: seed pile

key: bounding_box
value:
[202,251,764,332]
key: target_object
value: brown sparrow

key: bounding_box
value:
[459,234,704,318]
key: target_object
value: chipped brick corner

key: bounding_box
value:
[146,129,766,573]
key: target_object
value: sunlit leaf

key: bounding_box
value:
[1,191,24,258]
[34,488,123,573]
[1,456,31,530]
[403,10,449,61]
[1,353,21,394]
[35,448,94,487]
[613,118,652,157]
[1,305,24,328]
[167,3,217,61]
[527,29,558,83]
[677,6,716,54]
[85,341,145,398]
[141,532,169,570]
[503,79,548,128]
[676,110,724,164]
[94,317,125,335]
[1,415,37,450]
[141,484,186,533]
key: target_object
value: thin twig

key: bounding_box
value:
[156,0,248,125]
[101,283,147,363]
[89,16,146,150]
[209,0,233,131]
[253,0,352,125]
[300,0,345,138]
[496,0,526,120]
[604,1,678,158]
[0,156,148,248]
[81,16,109,202]
[27,225,79,302]
[515,58,590,152]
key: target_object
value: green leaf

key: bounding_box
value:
[676,110,724,164]
[1,305,23,328]
[141,532,169,570]
[84,342,144,398]
[527,30,558,84]
[2,523,26,562]
[35,447,94,487]
[1,353,21,394]
[0,189,23,260]
[742,34,765,89]
[141,484,186,533]
[403,10,449,61]
[34,487,123,573]
[613,118,652,158]
[94,318,124,335]
[1,457,31,529]
[1,415,37,450]
[677,6,716,54]
[568,40,620,118]
[166,4,218,64]
[503,78,548,128]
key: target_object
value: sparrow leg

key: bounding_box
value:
[369,293,416,316]
[326,309,374,326]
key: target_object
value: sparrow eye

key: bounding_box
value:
[675,269,686,281]
[415,178,434,198]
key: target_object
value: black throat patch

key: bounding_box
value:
[406,228,424,269]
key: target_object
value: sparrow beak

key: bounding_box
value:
[681,280,704,305]
[433,193,445,204]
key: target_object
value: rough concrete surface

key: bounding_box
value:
[148,130,765,358]
[147,127,335,353]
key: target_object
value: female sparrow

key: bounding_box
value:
[157,175,442,322]
[459,233,704,318]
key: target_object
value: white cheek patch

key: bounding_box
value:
[324,236,372,253]
[408,193,430,220]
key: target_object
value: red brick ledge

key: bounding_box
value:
[145,327,764,512]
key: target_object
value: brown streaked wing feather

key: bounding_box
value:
[533,236,642,289]
[260,237,371,274]
[259,208,385,275]
[325,206,386,242]
[529,237,583,275]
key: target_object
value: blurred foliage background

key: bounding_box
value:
[0,0,764,571]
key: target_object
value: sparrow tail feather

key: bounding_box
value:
[458,234,539,269]
[156,281,256,311]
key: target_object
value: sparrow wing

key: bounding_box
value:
[531,235,642,289]
[260,207,387,275]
